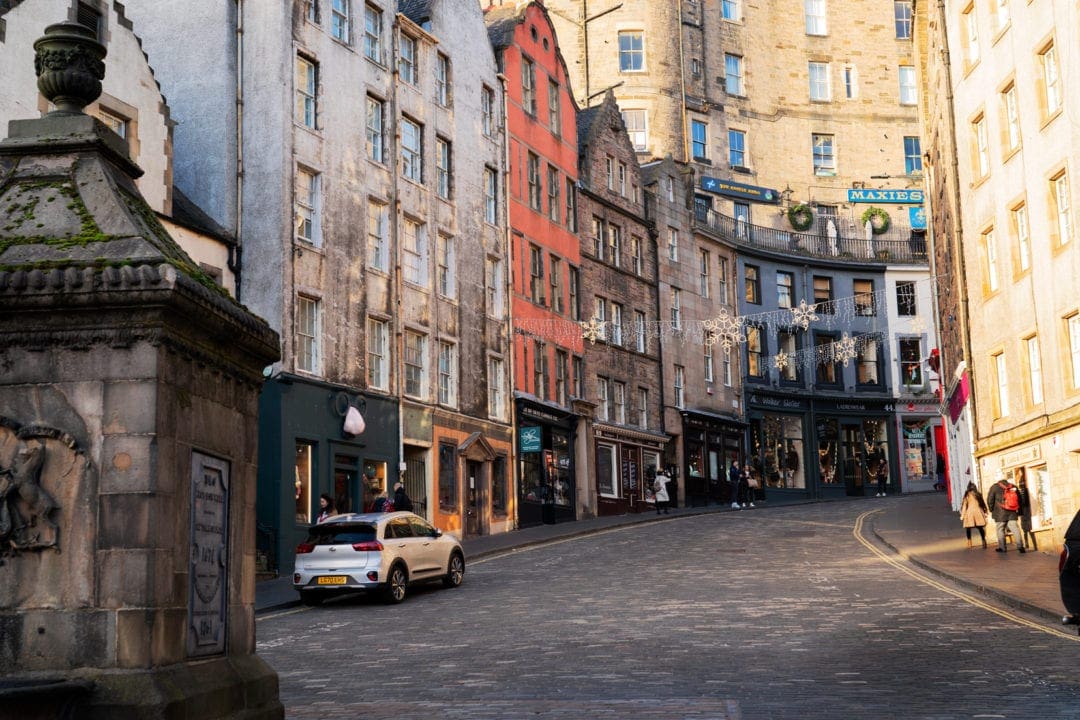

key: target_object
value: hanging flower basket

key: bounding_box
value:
[860,206,891,235]
[787,203,814,232]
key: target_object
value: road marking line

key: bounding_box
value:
[257,607,310,622]
[854,509,1080,642]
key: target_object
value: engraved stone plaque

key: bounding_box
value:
[188,451,230,657]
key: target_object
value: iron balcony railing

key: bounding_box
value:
[695,208,929,265]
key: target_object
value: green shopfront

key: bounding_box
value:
[256,373,398,575]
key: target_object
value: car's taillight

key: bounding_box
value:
[1061,547,1069,573]
[296,543,315,554]
[352,540,383,552]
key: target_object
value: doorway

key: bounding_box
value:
[465,459,487,537]
[840,424,867,496]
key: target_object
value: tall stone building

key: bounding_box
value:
[916,0,1080,539]
[124,0,513,572]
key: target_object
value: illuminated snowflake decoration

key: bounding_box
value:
[835,333,858,367]
[703,308,745,354]
[580,318,605,345]
[774,350,790,371]
[908,315,928,334]
[791,299,819,331]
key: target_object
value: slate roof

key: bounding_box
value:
[169,187,235,245]
[484,4,525,50]
[397,0,434,26]
[575,104,603,153]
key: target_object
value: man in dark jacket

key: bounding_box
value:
[393,481,413,512]
[728,461,742,510]
[986,474,1026,554]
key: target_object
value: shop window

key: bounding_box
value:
[755,415,805,489]
[815,418,839,485]
[549,432,572,506]
[295,442,314,523]
[491,455,508,516]
[597,443,618,497]
[521,450,544,503]
[438,442,457,511]
[363,460,387,510]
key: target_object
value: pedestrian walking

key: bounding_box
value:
[874,456,888,497]
[986,472,1026,554]
[1016,469,1038,551]
[934,453,947,491]
[728,460,742,510]
[742,465,758,508]
[393,481,413,512]
[315,493,336,523]
[653,471,670,515]
[959,482,988,549]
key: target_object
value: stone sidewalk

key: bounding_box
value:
[256,493,1067,624]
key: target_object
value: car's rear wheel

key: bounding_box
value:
[299,589,324,606]
[383,564,408,604]
[443,552,465,588]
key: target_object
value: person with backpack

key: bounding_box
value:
[986,472,1026,554]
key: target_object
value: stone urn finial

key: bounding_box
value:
[33,22,107,115]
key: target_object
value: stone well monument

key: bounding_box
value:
[0,22,283,719]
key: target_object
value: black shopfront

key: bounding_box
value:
[747,391,896,500]
[516,398,578,527]
[681,410,746,506]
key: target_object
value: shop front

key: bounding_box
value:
[594,424,669,516]
[256,374,398,576]
[681,410,746,507]
[895,398,945,493]
[516,398,578,527]
[747,392,810,502]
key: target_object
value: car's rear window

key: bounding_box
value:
[305,523,377,545]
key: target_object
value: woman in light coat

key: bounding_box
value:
[960,481,989,549]
[653,473,670,515]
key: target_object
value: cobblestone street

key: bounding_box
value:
[257,501,1080,719]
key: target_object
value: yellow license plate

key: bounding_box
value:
[316,576,347,585]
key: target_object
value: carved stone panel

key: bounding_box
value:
[0,418,76,554]
[187,451,230,657]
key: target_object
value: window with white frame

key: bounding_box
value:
[569,266,580,320]
[435,53,451,106]
[805,0,827,35]
[565,178,577,232]
[671,287,682,329]
[295,167,321,246]
[904,136,922,174]
[668,227,679,261]
[555,350,569,406]
[486,257,504,317]
[777,330,797,382]
[1002,85,1019,152]
[691,120,708,160]
[367,199,388,271]
[550,256,563,313]
[898,66,917,105]
[94,108,128,139]
[723,350,732,386]
[704,340,714,383]
[366,95,384,163]
[530,245,545,305]
[812,133,835,175]
[295,55,317,128]
[722,0,740,21]
[367,317,389,389]
[547,165,560,222]
[330,0,349,42]
[548,79,561,134]
[307,0,319,24]
[614,381,627,424]
[631,236,643,275]
[724,54,744,96]
[488,357,505,419]
[635,310,646,353]
[296,296,320,374]
[437,234,455,298]
[611,302,623,346]
[596,376,610,421]
[983,228,999,292]
[857,336,880,386]
[403,219,427,286]
[1068,315,1080,390]
[896,280,917,315]
[618,163,626,197]
[674,365,685,409]
[1040,43,1061,117]
[404,331,427,397]
[1052,172,1072,246]
[482,85,496,136]
[1012,204,1030,272]
[962,4,979,67]
[718,257,729,303]
[483,167,498,224]
[777,271,794,309]
[436,137,451,199]
[809,62,830,101]
[993,0,1009,32]
[622,109,647,151]
[699,249,711,297]
[1026,335,1042,405]
[665,175,675,202]
[608,224,622,267]
[399,34,418,85]
[972,115,989,178]
[843,65,858,99]
[594,295,608,341]
[618,31,645,72]
[638,388,649,429]
[747,325,765,378]
[992,351,1009,417]
[728,129,746,167]
[895,0,912,39]
[401,116,422,182]
[521,57,536,115]
[527,152,541,211]
[438,341,458,407]
[364,4,382,61]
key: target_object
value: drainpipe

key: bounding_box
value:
[391,17,406,495]
[233,0,244,300]
[497,69,518,530]
[676,1,689,163]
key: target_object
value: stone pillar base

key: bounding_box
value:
[0,655,283,720]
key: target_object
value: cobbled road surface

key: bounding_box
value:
[256,501,1080,719]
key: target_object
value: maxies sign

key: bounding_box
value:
[846,188,924,203]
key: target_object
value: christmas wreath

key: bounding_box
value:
[860,206,891,235]
[787,203,814,231]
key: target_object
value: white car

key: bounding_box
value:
[293,512,465,605]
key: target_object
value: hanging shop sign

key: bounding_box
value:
[700,176,781,204]
[519,426,542,453]
[909,206,927,229]
[846,188,924,203]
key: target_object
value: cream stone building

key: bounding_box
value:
[916,0,1080,543]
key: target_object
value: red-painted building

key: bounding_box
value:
[486,2,586,527]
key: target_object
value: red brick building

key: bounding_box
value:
[486,2,586,527]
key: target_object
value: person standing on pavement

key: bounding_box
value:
[393,481,413,512]
[874,456,889,497]
[315,493,336,523]
[1015,469,1038,551]
[728,460,742,510]
[742,465,758,508]
[653,471,670,515]
[986,473,1026,553]
[959,482,988,549]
